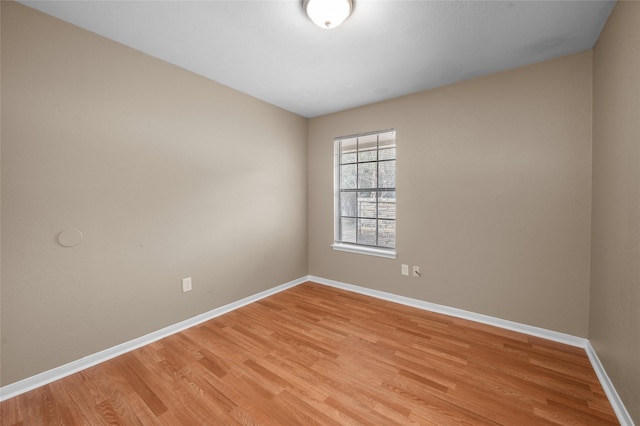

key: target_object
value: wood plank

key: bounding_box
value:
[0,282,619,425]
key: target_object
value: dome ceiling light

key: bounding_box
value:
[303,0,353,29]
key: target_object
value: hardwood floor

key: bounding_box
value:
[1,282,619,425]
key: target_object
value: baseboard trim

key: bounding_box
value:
[584,341,635,426]
[2,275,633,425]
[309,275,634,426]
[0,276,306,402]
[309,275,587,348]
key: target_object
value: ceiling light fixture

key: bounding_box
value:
[303,0,353,29]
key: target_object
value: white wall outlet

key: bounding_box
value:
[182,277,192,293]
[413,266,421,277]
[401,264,409,276]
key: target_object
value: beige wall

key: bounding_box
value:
[0,2,308,386]
[308,52,593,337]
[3,3,637,418]
[591,1,640,422]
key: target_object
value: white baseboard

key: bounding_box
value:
[0,276,306,402]
[309,275,588,348]
[1,274,633,426]
[585,341,635,426]
[309,275,634,426]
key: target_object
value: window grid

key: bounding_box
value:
[336,130,395,250]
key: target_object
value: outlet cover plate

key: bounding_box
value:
[182,277,192,293]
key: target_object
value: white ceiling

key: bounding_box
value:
[19,0,615,118]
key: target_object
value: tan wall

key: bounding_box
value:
[6,2,637,412]
[308,52,593,337]
[591,1,640,422]
[0,2,307,386]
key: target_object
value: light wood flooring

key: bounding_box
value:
[1,282,619,425]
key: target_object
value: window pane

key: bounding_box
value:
[378,160,395,188]
[378,147,395,161]
[358,163,377,188]
[340,192,356,217]
[359,147,377,162]
[340,218,356,243]
[378,131,395,145]
[340,164,357,189]
[357,192,376,218]
[378,220,395,248]
[335,129,396,252]
[379,131,395,160]
[358,219,377,246]
[340,138,357,164]
[379,191,396,219]
[358,134,378,162]
[342,151,356,164]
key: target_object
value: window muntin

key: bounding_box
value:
[334,129,396,254]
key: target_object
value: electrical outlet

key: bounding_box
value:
[182,277,192,293]
[401,264,409,276]
[412,266,421,277]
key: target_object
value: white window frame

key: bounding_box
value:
[332,129,397,259]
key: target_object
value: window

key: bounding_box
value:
[333,129,396,258]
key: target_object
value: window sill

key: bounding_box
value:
[331,243,397,259]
